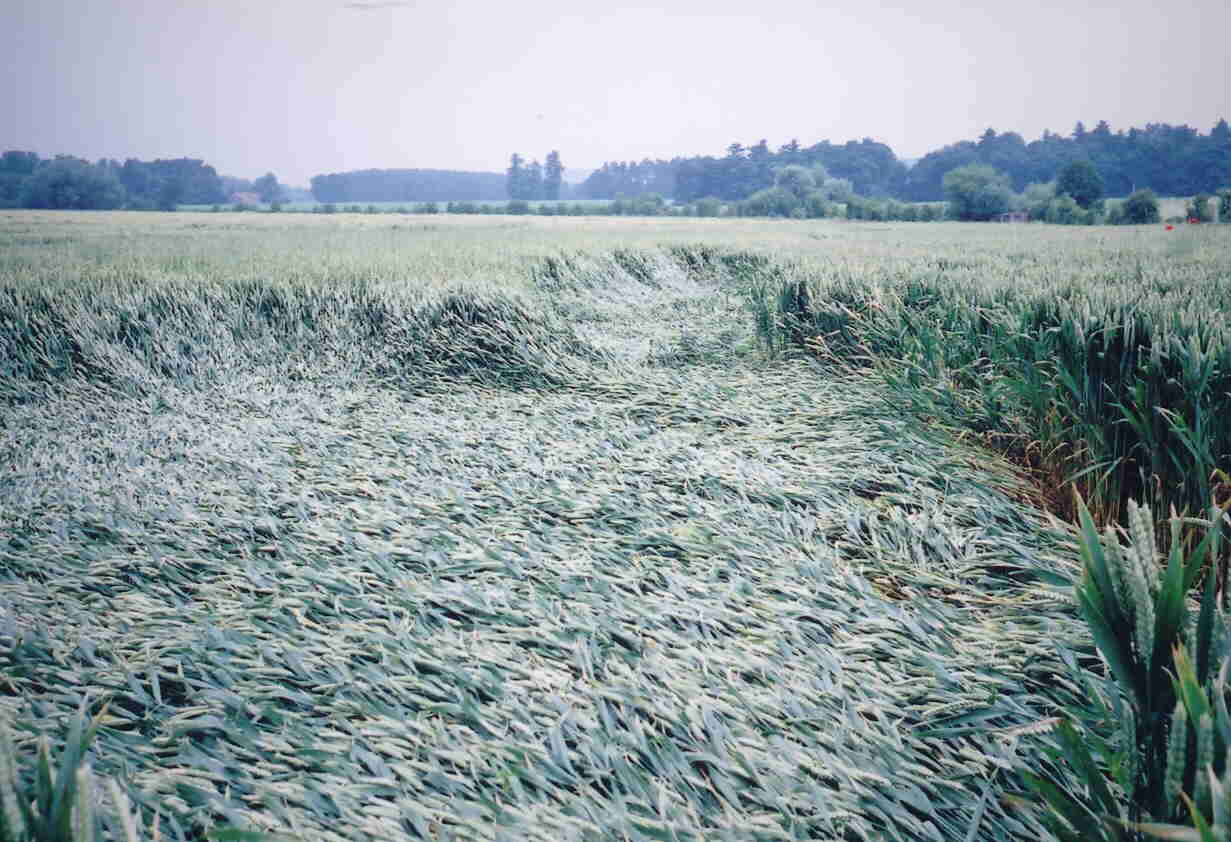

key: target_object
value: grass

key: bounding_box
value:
[1,211,1226,840]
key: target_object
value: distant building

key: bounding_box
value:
[230,192,261,205]
[997,211,1029,222]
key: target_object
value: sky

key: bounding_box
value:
[4,0,1229,186]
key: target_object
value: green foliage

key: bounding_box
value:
[773,164,816,200]
[121,158,225,207]
[1,703,288,841]
[1120,189,1162,225]
[943,164,1013,220]
[747,248,1231,568]
[543,150,564,201]
[1218,189,1231,222]
[1045,194,1090,225]
[1022,181,1057,220]
[252,172,282,204]
[21,158,126,210]
[311,167,505,203]
[905,120,1231,201]
[1023,495,1230,840]
[738,186,799,217]
[692,196,722,217]
[1057,159,1105,209]
[1189,195,1214,223]
[2,221,1106,841]
[505,198,530,215]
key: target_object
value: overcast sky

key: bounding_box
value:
[5,0,1228,185]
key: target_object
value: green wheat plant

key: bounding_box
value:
[1021,493,1230,840]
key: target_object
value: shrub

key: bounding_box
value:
[740,187,799,217]
[1218,188,1231,222]
[820,176,853,202]
[1045,194,1086,224]
[506,199,530,215]
[773,165,816,201]
[1120,188,1161,224]
[1021,181,1056,220]
[943,164,1013,220]
[693,196,722,217]
[1188,193,1214,223]
[803,191,829,219]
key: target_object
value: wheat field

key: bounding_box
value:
[2,211,1228,841]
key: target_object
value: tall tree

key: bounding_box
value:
[942,163,1012,220]
[526,159,544,200]
[21,156,126,209]
[1056,159,1104,208]
[506,153,526,199]
[543,151,563,200]
[253,172,284,203]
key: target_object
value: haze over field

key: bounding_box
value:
[3,0,1229,183]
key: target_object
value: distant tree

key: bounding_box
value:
[1056,159,1104,208]
[1187,193,1213,222]
[253,172,283,203]
[819,175,853,202]
[942,164,1012,220]
[156,177,184,211]
[773,165,816,201]
[1218,187,1231,222]
[1045,194,1085,224]
[0,150,39,206]
[220,175,254,196]
[1120,188,1160,224]
[739,186,798,217]
[506,153,526,199]
[1,150,39,175]
[21,157,126,209]
[1021,181,1056,219]
[526,159,544,200]
[543,151,563,200]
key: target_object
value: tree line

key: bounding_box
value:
[506,152,565,200]
[0,152,240,210]
[904,120,1231,201]
[574,120,1231,203]
[310,169,508,203]
[576,138,905,201]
